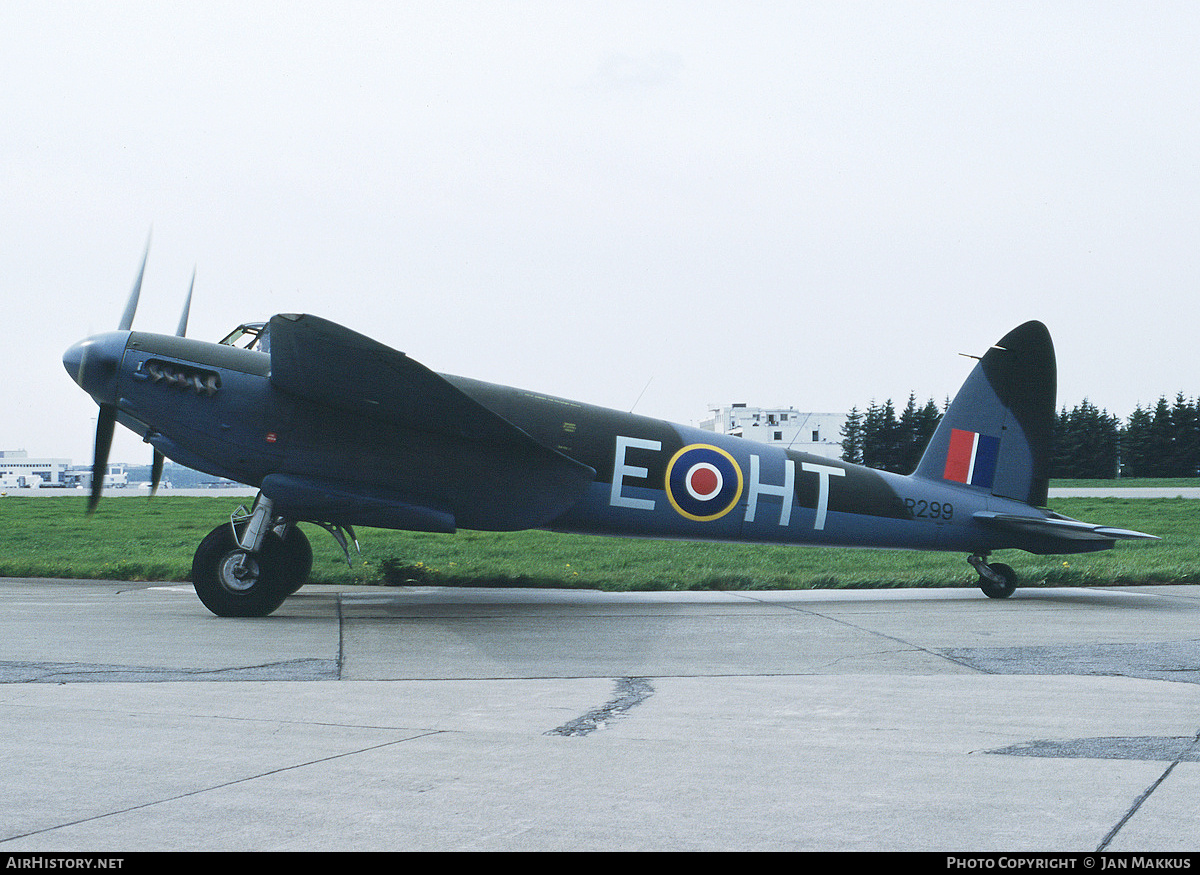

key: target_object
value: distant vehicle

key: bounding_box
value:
[136,480,172,491]
[63,247,1158,617]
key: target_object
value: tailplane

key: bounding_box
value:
[913,321,1055,507]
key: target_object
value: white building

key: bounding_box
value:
[0,450,71,488]
[66,463,129,491]
[698,405,847,460]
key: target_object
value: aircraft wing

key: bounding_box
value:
[266,313,596,530]
[270,313,557,447]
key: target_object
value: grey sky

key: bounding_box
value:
[4,2,1197,466]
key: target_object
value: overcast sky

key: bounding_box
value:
[4,1,1198,466]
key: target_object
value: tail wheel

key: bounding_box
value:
[979,562,1018,599]
[191,523,306,617]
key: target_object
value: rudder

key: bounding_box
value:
[913,321,1055,508]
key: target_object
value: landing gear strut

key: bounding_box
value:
[191,495,311,617]
[968,554,1018,599]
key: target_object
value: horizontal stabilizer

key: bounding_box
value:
[974,511,1159,544]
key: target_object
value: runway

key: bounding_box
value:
[1,579,1199,852]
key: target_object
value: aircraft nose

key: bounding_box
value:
[63,331,129,404]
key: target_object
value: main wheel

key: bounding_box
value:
[191,523,299,617]
[979,562,1018,599]
[278,525,312,595]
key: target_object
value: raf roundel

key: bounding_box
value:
[665,444,744,522]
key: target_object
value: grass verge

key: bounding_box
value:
[0,495,1194,591]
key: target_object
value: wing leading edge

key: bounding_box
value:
[265,314,596,530]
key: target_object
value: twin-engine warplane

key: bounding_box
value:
[63,248,1158,616]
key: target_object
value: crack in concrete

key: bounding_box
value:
[1097,730,1200,851]
[0,730,441,845]
[546,677,654,736]
[0,658,339,683]
[986,730,1200,851]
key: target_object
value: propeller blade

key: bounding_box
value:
[117,238,150,332]
[89,404,117,514]
[150,450,164,497]
[176,268,194,337]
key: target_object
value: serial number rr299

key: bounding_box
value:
[905,498,954,521]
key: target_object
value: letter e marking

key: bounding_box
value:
[610,436,661,511]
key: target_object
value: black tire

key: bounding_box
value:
[979,562,1018,599]
[191,523,296,617]
[279,526,312,595]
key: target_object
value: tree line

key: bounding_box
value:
[839,393,1200,479]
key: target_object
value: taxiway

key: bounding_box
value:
[1,579,1198,851]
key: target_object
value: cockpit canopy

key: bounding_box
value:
[219,322,270,353]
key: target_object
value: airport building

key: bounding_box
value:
[65,463,129,491]
[0,450,71,488]
[697,405,847,460]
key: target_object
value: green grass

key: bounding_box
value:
[0,495,1194,590]
[1049,478,1200,489]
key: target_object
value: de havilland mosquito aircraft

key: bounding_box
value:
[63,249,1158,616]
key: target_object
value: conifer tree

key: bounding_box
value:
[840,407,864,465]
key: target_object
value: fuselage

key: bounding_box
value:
[445,374,1040,554]
[66,327,1054,557]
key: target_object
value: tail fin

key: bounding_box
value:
[913,321,1055,507]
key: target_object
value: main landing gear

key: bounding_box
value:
[968,554,1018,599]
[191,495,312,617]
